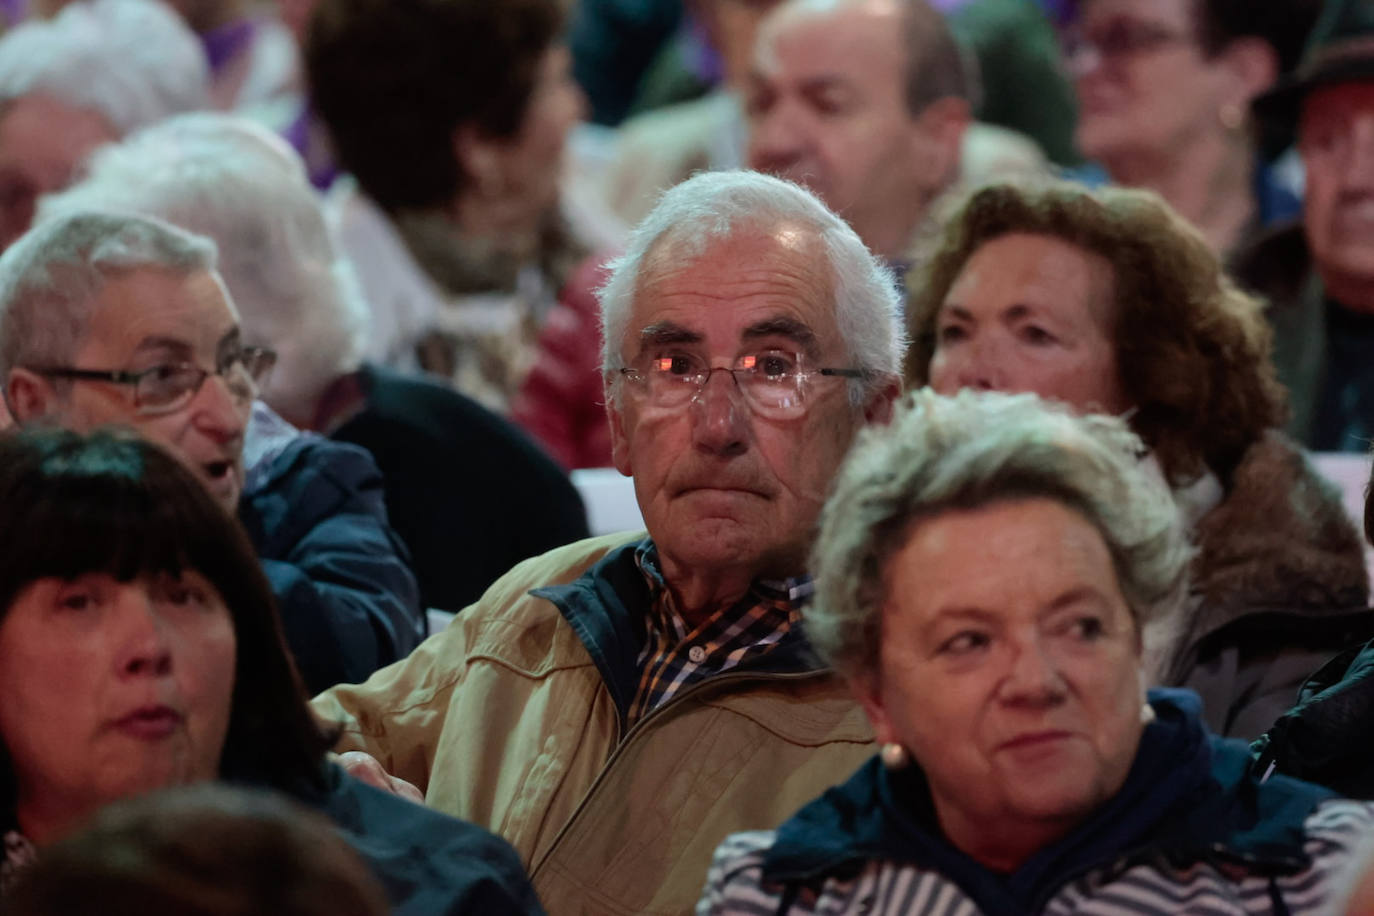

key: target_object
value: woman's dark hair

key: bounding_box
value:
[306,0,564,213]
[1194,0,1323,75]
[906,182,1288,488]
[0,427,332,831]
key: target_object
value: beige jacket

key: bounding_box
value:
[312,533,876,916]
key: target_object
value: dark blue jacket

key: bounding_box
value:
[308,765,545,915]
[1253,635,1374,798]
[239,420,425,694]
[760,690,1333,915]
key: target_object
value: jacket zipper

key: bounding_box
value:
[528,667,838,878]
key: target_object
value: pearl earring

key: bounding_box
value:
[880,742,909,770]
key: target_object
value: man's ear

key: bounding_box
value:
[913,96,971,189]
[5,367,58,424]
[606,375,633,478]
[863,375,902,425]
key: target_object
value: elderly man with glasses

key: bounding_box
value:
[313,170,904,916]
[0,209,425,694]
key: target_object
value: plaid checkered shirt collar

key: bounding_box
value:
[627,542,813,723]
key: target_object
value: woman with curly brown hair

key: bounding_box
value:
[906,181,1371,738]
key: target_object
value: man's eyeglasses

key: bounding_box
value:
[616,349,867,419]
[30,346,277,415]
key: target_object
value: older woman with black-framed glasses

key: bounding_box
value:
[700,389,1374,916]
[0,209,425,695]
[27,344,277,420]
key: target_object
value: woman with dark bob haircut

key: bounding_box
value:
[0,428,545,914]
[906,181,1370,739]
[306,0,596,418]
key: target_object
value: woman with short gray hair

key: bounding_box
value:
[699,389,1374,916]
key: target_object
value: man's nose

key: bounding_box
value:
[690,369,750,457]
[748,103,808,171]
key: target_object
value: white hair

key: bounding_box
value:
[598,170,907,405]
[0,0,208,135]
[39,112,369,422]
[0,209,217,378]
[807,388,1192,680]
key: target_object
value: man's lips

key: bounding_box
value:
[111,705,184,740]
[674,484,769,500]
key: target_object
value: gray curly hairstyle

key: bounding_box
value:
[807,388,1191,679]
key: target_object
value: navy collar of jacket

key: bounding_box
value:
[762,689,1332,914]
[530,538,828,726]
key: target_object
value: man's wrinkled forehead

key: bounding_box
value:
[625,221,837,354]
[639,219,821,273]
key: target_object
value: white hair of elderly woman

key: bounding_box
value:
[806,387,1193,680]
[596,169,908,405]
[38,112,370,425]
[0,0,208,134]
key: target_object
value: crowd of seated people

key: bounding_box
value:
[2,0,1374,913]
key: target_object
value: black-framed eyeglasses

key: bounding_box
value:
[30,346,277,415]
[616,349,867,419]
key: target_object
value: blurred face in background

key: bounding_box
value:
[746,0,965,260]
[1071,0,1253,168]
[1300,82,1374,309]
[457,44,585,240]
[0,94,116,252]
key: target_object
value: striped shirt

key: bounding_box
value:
[697,800,1374,915]
[627,542,811,724]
